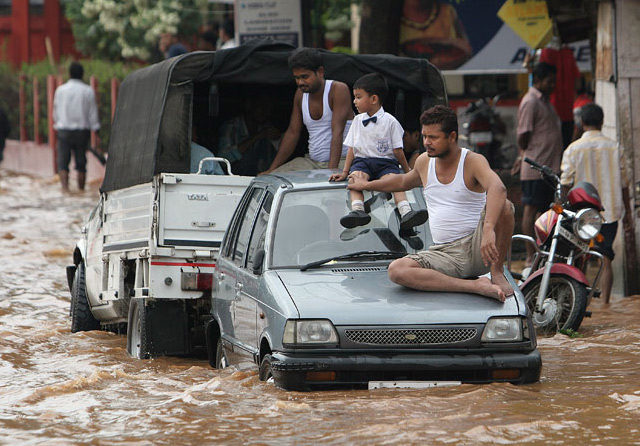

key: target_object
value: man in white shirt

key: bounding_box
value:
[560,103,632,303]
[262,48,353,173]
[53,62,100,192]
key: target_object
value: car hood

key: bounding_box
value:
[275,267,521,325]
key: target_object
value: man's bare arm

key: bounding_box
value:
[348,159,423,193]
[469,153,508,265]
[517,131,531,151]
[328,81,354,168]
[265,90,303,173]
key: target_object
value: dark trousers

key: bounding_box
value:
[57,129,90,172]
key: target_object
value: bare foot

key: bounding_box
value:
[474,277,506,302]
[491,271,514,297]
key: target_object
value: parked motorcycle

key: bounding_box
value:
[508,157,605,334]
[459,95,516,170]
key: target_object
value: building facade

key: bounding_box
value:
[0,0,78,67]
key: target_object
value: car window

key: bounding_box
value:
[231,188,263,265]
[271,187,432,267]
[220,187,253,259]
[246,192,273,270]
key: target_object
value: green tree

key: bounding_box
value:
[64,0,207,61]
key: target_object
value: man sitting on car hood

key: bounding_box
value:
[348,105,515,302]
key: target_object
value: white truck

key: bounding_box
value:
[68,171,250,358]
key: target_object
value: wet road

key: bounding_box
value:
[1,171,639,446]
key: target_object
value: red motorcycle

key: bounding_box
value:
[508,158,605,334]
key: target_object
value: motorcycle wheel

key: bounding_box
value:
[522,275,588,335]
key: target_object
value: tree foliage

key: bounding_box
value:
[64,0,207,61]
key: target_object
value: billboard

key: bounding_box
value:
[236,0,302,48]
[399,0,591,73]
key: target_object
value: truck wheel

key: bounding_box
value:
[127,298,151,359]
[70,262,100,333]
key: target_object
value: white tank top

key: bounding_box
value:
[424,148,486,244]
[302,80,351,162]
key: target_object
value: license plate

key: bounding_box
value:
[558,225,590,252]
[368,381,461,390]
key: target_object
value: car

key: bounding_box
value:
[209,170,542,391]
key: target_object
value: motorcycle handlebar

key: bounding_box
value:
[524,157,558,180]
[523,157,543,169]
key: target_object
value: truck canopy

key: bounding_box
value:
[102,39,447,192]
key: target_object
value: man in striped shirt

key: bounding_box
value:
[560,103,632,303]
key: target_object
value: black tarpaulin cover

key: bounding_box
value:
[101,39,446,192]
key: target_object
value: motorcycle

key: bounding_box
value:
[459,95,517,170]
[508,157,606,334]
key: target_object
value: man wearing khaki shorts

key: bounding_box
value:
[348,105,515,302]
[406,209,489,279]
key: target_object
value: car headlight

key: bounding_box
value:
[283,319,339,345]
[481,318,523,342]
[573,208,603,241]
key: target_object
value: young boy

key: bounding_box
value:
[329,73,428,230]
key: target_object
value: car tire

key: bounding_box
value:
[259,354,274,382]
[70,262,100,333]
[259,354,309,391]
[127,298,151,359]
[214,336,227,369]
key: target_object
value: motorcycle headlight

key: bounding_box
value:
[481,318,523,342]
[573,208,603,241]
[283,320,339,346]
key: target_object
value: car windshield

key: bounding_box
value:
[270,187,432,268]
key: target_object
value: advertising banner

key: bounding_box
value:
[399,0,591,73]
[497,0,553,50]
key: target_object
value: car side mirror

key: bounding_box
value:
[252,249,265,275]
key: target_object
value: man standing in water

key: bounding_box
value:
[53,62,100,193]
[516,62,563,266]
[349,105,514,302]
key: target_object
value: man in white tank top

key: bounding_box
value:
[348,105,515,302]
[262,48,354,174]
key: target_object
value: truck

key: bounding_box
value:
[67,39,448,360]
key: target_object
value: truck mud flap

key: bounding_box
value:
[147,300,190,356]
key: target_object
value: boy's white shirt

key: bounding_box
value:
[343,107,404,159]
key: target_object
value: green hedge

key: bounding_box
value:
[0,59,140,150]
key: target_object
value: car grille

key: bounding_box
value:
[344,328,477,346]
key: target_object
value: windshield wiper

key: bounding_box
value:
[300,250,406,271]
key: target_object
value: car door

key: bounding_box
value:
[215,186,264,362]
[235,191,273,355]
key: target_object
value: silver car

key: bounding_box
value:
[209,170,541,391]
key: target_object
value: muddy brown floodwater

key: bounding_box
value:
[1,170,639,446]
